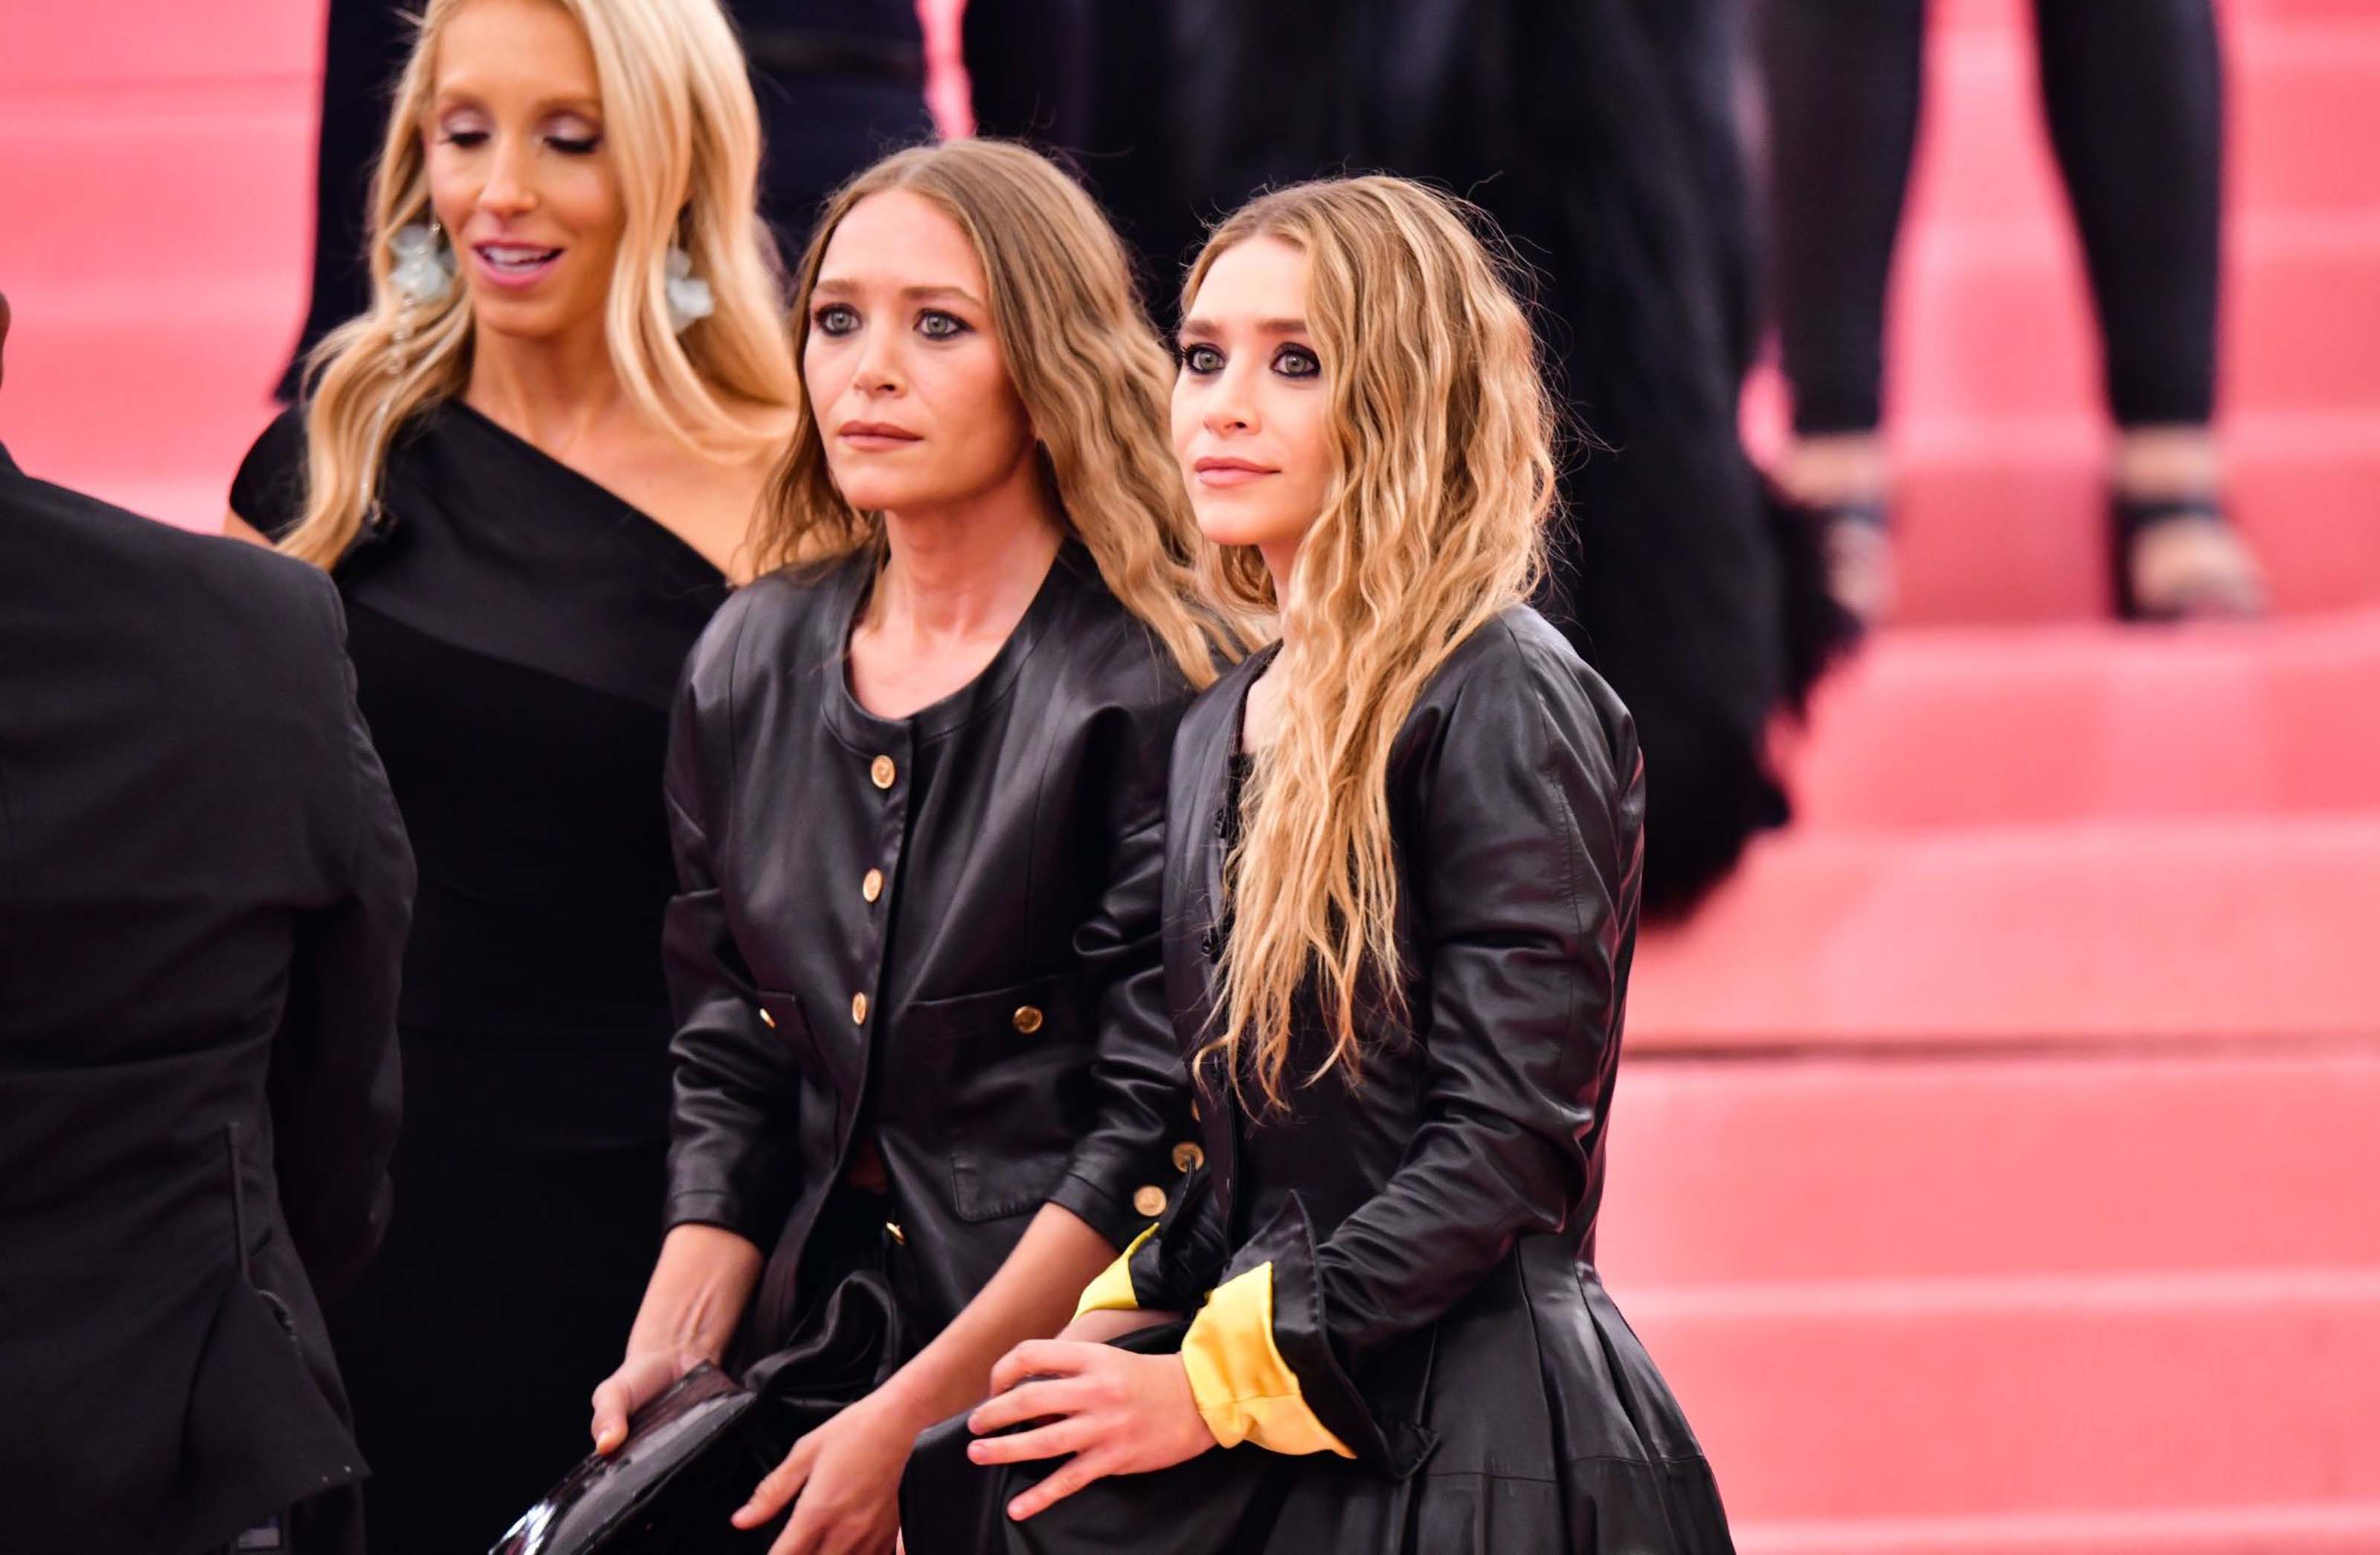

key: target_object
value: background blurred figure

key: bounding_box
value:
[1762,0,2262,624]
[968,0,1852,916]
[277,0,930,399]
[0,290,413,1555]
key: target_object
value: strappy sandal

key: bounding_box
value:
[2112,493,2267,621]
[1819,498,1896,630]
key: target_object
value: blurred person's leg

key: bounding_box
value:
[276,0,414,402]
[1760,0,1927,626]
[2034,0,2262,618]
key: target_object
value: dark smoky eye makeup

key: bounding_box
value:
[811,302,861,335]
[1272,343,1321,379]
[1178,341,1223,373]
[916,309,970,340]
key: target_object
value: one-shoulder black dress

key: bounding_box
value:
[231,403,730,1552]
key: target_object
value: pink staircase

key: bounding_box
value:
[1617,0,2380,1548]
[3,1,2377,1551]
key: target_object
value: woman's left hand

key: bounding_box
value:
[964,1339,1218,1521]
[734,1388,927,1555]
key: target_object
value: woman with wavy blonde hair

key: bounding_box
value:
[931,176,1735,1554]
[585,138,1239,1554]
[220,0,796,1545]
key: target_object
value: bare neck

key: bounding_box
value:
[464,316,629,452]
[869,467,1067,644]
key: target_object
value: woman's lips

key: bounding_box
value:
[838,423,922,451]
[472,242,564,289]
[1194,458,1276,489]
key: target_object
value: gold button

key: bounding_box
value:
[757,1007,776,1029]
[851,992,869,1024]
[862,868,884,904]
[885,1220,906,1246]
[1133,1185,1166,1217]
[1012,1004,1044,1034]
[870,754,897,789]
[1171,1142,1205,1174]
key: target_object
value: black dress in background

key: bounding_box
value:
[967,0,1853,916]
[229,405,731,1552]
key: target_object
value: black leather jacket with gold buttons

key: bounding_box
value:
[660,544,1200,1348]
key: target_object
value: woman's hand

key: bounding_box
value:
[588,1345,710,1455]
[734,1388,933,1555]
[590,1223,763,1454]
[964,1339,1218,1521]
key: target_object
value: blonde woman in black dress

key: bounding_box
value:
[225,0,796,1543]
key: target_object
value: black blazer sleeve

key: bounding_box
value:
[268,572,414,1302]
[1200,625,1637,1465]
[660,604,805,1246]
[1044,675,1198,1249]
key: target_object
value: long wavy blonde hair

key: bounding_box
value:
[756,139,1237,689]
[279,0,797,568]
[1197,178,1559,1110]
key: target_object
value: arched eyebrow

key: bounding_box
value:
[812,278,989,312]
[1177,315,1309,338]
[429,85,602,120]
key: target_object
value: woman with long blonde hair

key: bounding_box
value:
[221,0,796,1544]
[928,176,1734,1554]
[582,138,1236,1554]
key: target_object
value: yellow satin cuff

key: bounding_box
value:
[1073,1223,1159,1317]
[1178,1263,1355,1458]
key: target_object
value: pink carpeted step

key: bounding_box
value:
[1886,228,2380,428]
[1620,1267,2380,1524]
[1625,817,2380,1049]
[1732,1501,2380,1555]
[0,88,315,292]
[0,290,293,529]
[1598,1047,2380,1288]
[0,0,318,88]
[1781,610,2380,829]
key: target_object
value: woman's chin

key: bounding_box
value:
[1194,511,1293,551]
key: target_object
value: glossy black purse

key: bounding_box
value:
[489,1362,765,1555]
[492,1266,908,1555]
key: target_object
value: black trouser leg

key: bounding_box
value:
[1760,0,1928,437]
[2033,0,2225,429]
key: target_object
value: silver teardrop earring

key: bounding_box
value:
[390,217,457,309]
[664,239,713,335]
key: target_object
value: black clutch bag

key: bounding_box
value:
[490,1264,912,1555]
[489,1362,765,1555]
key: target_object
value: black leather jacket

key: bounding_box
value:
[1118,605,1653,1474]
[660,544,1201,1348]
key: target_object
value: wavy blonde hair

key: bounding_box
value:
[1197,178,1559,1110]
[279,0,797,568]
[756,138,1238,689]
